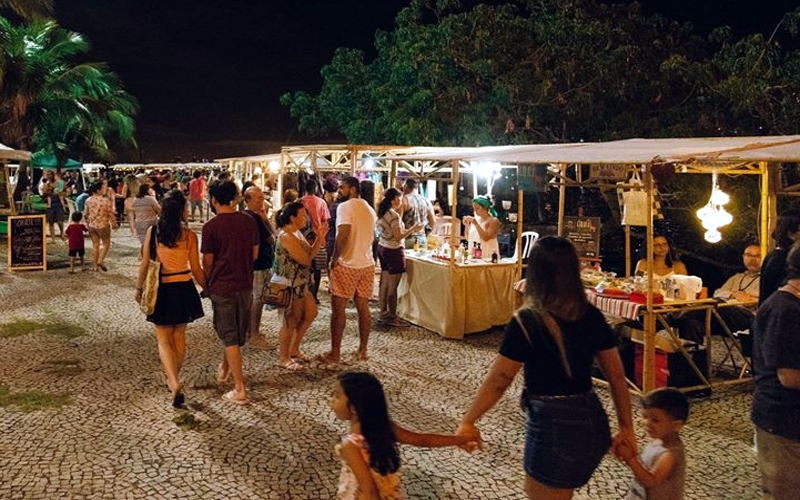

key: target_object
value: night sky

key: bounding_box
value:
[54,0,799,162]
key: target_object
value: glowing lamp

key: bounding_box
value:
[696,171,733,243]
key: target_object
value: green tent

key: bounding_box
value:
[31,152,83,170]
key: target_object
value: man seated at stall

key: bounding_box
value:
[675,244,761,343]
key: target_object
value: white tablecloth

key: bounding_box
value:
[397,255,518,339]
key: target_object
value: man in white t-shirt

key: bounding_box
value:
[318,176,377,364]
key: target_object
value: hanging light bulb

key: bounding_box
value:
[697,171,733,243]
[704,229,722,243]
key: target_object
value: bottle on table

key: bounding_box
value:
[476,243,483,260]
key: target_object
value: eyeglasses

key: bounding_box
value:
[743,253,760,258]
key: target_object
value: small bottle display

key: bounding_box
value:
[491,251,498,263]
[413,238,420,253]
[476,243,483,260]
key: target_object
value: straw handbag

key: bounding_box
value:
[139,227,160,315]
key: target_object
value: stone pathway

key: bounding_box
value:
[0,228,763,499]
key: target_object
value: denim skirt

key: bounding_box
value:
[523,391,611,489]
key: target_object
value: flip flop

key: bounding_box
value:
[276,360,305,371]
[291,352,312,363]
[222,390,250,406]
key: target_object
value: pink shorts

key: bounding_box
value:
[330,265,374,299]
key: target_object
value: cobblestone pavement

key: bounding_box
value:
[0,227,763,499]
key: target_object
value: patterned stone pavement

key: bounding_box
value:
[0,227,764,499]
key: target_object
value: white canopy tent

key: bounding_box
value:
[390,135,800,392]
[0,143,32,216]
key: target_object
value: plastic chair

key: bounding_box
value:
[511,231,539,262]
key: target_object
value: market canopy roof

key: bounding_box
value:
[388,135,800,166]
[31,152,83,169]
[0,142,31,161]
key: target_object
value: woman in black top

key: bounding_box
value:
[458,236,635,499]
[760,209,800,305]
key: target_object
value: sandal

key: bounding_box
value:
[291,352,312,363]
[276,360,305,371]
[222,390,250,406]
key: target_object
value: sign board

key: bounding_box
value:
[564,216,601,260]
[8,214,46,271]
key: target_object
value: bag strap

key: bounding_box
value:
[514,308,573,379]
[149,225,158,263]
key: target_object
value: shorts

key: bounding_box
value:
[522,391,610,489]
[377,245,406,274]
[88,226,111,240]
[190,200,203,210]
[330,264,374,299]
[210,289,252,347]
[68,248,85,257]
[46,205,65,224]
[252,269,272,304]
[756,425,800,499]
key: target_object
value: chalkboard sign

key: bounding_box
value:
[8,214,46,271]
[564,216,601,260]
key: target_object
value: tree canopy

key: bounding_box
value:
[281,0,800,146]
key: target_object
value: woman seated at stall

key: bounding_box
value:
[463,195,500,259]
[634,234,688,277]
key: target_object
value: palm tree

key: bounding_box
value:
[0,17,138,198]
[0,0,52,19]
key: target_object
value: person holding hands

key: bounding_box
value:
[458,236,635,500]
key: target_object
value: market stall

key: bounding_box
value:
[397,252,518,339]
[390,135,800,392]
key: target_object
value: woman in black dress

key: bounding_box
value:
[135,190,206,408]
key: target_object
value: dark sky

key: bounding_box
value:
[55,0,798,162]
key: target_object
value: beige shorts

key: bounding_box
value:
[330,265,374,299]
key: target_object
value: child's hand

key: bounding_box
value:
[613,440,635,461]
[456,422,482,452]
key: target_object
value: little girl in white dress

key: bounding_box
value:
[329,371,479,499]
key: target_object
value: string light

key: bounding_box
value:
[696,171,732,243]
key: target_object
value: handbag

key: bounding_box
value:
[618,170,664,226]
[261,274,296,308]
[139,226,160,315]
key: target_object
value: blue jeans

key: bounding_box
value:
[523,391,611,488]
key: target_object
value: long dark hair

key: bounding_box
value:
[377,188,401,218]
[524,236,587,321]
[275,200,305,229]
[156,189,186,248]
[338,371,400,476]
[772,209,800,249]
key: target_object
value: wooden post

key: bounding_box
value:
[557,164,566,236]
[643,164,655,393]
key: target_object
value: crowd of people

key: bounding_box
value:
[34,164,800,499]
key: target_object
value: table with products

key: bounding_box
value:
[397,252,518,339]
[587,291,719,390]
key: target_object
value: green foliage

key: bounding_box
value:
[0,16,138,162]
[0,385,71,412]
[282,0,800,145]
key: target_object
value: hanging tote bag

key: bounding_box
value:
[261,273,297,308]
[619,171,649,226]
[139,226,161,315]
